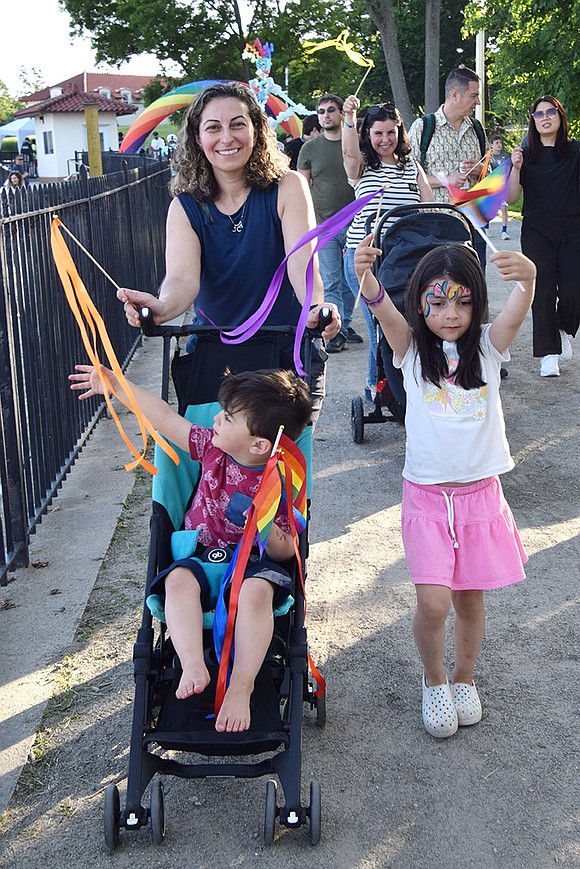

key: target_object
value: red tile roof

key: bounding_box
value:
[15,90,138,117]
[21,72,157,103]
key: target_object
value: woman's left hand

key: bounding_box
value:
[307,303,341,339]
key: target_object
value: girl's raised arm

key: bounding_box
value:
[354,234,412,359]
[488,250,536,354]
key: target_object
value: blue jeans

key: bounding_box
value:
[318,226,353,337]
[344,247,378,388]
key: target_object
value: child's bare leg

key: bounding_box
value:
[215,577,274,733]
[413,584,452,685]
[451,589,485,684]
[164,566,210,699]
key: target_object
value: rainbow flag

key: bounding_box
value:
[447,158,512,228]
[278,433,307,533]
[253,450,283,555]
[212,432,308,715]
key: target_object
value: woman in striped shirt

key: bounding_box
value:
[342,97,432,400]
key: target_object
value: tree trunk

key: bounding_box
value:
[424,0,441,112]
[367,0,413,127]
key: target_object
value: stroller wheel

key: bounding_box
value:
[351,396,364,443]
[103,784,120,852]
[150,777,166,845]
[263,779,278,845]
[308,779,322,845]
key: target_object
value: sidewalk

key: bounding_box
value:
[0,338,163,813]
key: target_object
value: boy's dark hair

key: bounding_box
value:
[316,93,344,112]
[445,66,480,99]
[217,369,312,443]
[302,114,321,136]
[490,134,503,143]
[405,244,489,390]
[526,95,571,163]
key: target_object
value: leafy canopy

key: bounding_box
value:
[463,0,580,136]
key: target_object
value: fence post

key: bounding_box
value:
[0,221,29,581]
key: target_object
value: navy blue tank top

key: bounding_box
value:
[177,185,301,329]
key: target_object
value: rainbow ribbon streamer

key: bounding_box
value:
[446,158,512,229]
[220,187,385,376]
[212,432,307,715]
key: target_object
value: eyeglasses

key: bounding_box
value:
[531,107,558,121]
[366,102,397,120]
[317,106,338,115]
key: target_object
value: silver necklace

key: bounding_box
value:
[227,198,248,233]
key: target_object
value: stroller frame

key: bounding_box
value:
[351,202,475,443]
[104,323,326,851]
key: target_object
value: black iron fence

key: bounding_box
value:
[0,160,171,583]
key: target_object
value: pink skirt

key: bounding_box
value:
[401,476,527,591]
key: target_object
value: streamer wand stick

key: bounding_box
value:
[55,218,123,293]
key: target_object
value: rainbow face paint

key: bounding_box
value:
[423,279,471,317]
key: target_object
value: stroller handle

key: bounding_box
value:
[366,202,476,248]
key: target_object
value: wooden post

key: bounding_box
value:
[84,104,103,177]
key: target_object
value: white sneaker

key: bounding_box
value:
[501,230,510,240]
[540,354,560,377]
[559,330,573,363]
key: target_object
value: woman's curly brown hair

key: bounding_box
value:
[169,82,290,201]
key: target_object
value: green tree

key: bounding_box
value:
[60,0,472,119]
[463,0,580,136]
[18,67,46,96]
[0,80,24,123]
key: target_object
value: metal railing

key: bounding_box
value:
[0,160,171,583]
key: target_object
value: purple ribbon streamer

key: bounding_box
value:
[220,187,385,376]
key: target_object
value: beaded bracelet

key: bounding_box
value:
[360,282,386,308]
[343,119,355,128]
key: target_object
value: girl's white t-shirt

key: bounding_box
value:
[394,325,514,484]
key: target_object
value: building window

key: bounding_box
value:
[43,130,54,155]
[120,89,132,103]
[98,87,111,99]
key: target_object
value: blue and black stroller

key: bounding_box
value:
[103,322,327,851]
[351,202,476,443]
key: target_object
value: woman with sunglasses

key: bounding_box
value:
[507,95,580,377]
[342,95,432,400]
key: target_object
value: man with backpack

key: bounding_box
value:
[409,66,488,266]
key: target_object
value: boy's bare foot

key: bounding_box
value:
[175,663,211,700]
[215,683,252,732]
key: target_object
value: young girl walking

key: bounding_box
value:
[354,239,536,737]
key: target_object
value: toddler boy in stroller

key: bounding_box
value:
[70,363,312,734]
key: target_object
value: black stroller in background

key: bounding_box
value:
[351,203,476,443]
[103,322,327,851]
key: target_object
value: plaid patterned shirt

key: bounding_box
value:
[409,106,483,203]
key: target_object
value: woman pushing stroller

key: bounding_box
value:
[354,236,536,737]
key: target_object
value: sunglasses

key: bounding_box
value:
[531,107,558,121]
[366,102,397,120]
[317,106,338,115]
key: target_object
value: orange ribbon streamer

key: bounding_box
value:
[51,216,179,475]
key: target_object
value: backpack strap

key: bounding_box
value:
[419,112,487,167]
[419,113,436,169]
[470,116,487,158]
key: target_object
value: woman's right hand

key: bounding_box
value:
[117,287,161,328]
[343,94,360,119]
[511,146,524,171]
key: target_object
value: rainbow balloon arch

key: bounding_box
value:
[120,79,304,154]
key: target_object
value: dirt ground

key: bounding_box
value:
[1,219,579,868]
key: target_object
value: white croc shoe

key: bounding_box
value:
[422,675,458,738]
[559,331,573,363]
[452,682,482,726]
[540,355,560,377]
